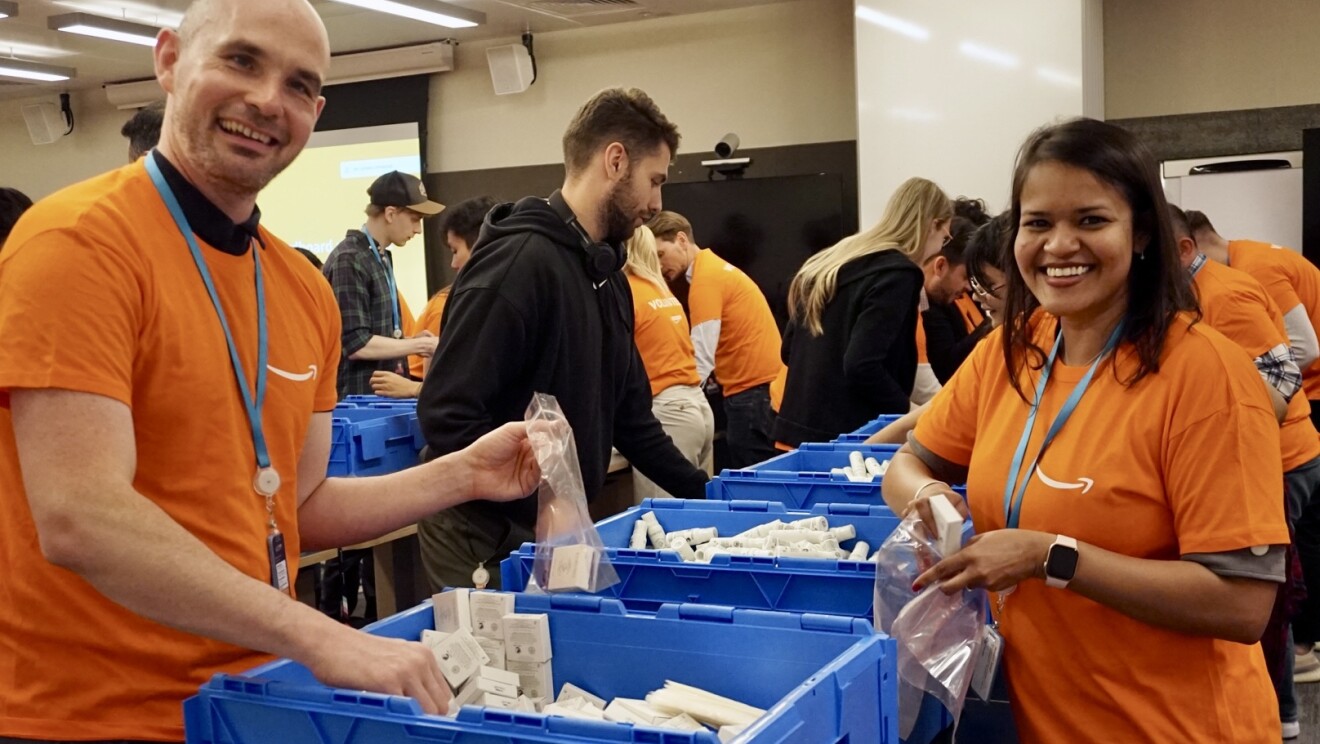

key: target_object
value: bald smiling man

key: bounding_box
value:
[0,0,540,739]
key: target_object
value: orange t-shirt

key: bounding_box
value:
[1195,259,1320,471]
[0,162,341,741]
[914,312,929,363]
[688,249,784,396]
[627,273,700,396]
[953,293,984,334]
[409,289,448,379]
[914,314,1285,743]
[1227,240,1320,400]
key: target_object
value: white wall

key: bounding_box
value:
[853,0,1103,222]
[1105,0,1320,119]
[429,0,857,173]
[1,89,133,200]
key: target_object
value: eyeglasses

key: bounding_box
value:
[970,274,1004,299]
[941,231,953,247]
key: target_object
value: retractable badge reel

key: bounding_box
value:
[257,467,290,593]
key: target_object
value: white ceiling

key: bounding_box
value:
[0,0,789,100]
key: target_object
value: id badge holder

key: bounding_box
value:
[267,531,291,593]
[969,623,1004,702]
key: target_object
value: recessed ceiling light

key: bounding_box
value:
[0,58,76,82]
[328,0,485,29]
[48,12,159,46]
[0,1,17,20]
[50,1,182,28]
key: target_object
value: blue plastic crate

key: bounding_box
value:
[831,414,904,444]
[502,499,900,617]
[709,470,967,510]
[748,442,902,473]
[338,395,418,410]
[184,594,898,744]
[326,406,424,477]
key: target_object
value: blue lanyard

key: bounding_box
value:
[145,156,271,473]
[361,226,401,336]
[1002,321,1124,528]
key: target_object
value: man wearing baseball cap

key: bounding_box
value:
[319,170,444,622]
[323,170,444,399]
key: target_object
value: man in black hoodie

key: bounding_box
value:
[416,88,710,591]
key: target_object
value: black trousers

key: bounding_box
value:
[723,383,779,469]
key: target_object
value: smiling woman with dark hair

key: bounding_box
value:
[883,117,1289,743]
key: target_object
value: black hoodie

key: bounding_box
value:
[773,249,924,446]
[417,195,708,530]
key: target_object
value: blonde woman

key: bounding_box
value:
[773,177,952,446]
[623,226,715,500]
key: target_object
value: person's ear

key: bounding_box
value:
[604,142,628,180]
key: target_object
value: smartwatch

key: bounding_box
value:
[1044,535,1079,589]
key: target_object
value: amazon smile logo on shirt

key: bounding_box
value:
[1035,465,1094,494]
[268,364,318,382]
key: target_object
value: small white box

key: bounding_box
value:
[515,694,539,712]
[469,591,516,638]
[476,636,506,669]
[506,658,554,700]
[476,666,521,699]
[503,613,552,662]
[662,712,706,731]
[433,589,472,634]
[447,677,483,716]
[420,629,449,649]
[556,682,606,710]
[547,544,599,592]
[543,699,605,720]
[432,627,489,689]
[481,691,519,710]
[604,698,668,725]
[930,494,964,556]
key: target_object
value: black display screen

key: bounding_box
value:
[661,174,848,329]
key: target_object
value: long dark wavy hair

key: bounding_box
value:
[1001,118,1198,401]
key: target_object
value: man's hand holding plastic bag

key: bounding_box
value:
[525,393,620,594]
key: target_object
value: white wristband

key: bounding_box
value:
[913,480,945,502]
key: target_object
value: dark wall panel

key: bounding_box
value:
[423,140,859,288]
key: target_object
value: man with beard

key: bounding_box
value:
[0,0,541,738]
[416,88,709,592]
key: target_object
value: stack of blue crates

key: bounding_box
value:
[327,396,424,477]
[184,595,899,744]
[831,414,904,444]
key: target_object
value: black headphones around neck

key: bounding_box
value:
[547,190,625,283]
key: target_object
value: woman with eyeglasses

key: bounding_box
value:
[965,212,1013,327]
[773,177,952,447]
[884,118,1287,742]
[863,214,1016,446]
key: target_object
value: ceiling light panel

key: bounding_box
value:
[48,13,160,46]
[0,58,76,82]
[328,0,486,29]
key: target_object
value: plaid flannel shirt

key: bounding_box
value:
[1190,253,1302,401]
[322,229,405,398]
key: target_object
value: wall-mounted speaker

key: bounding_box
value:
[21,102,65,145]
[486,43,535,96]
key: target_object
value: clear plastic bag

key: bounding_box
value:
[525,393,620,594]
[873,513,987,738]
[873,512,942,635]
